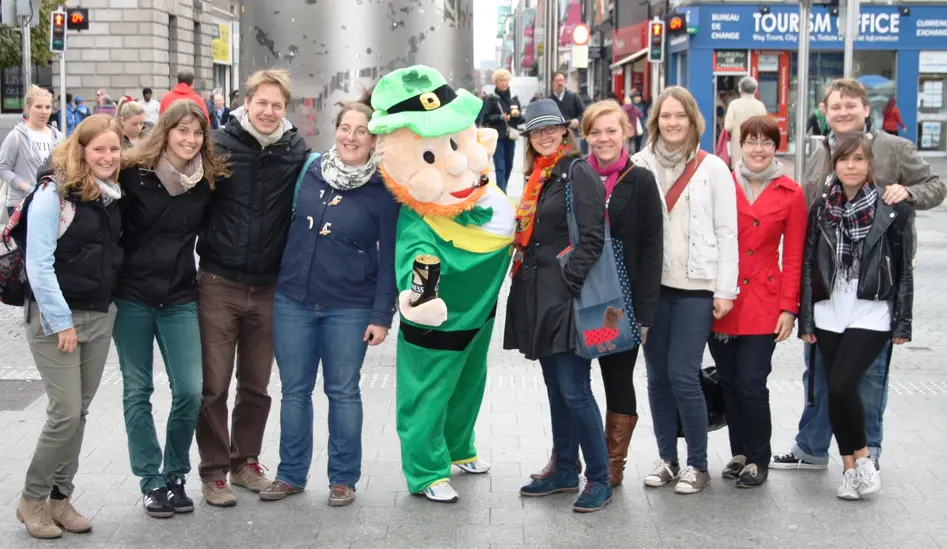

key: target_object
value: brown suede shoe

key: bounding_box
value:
[47,497,92,533]
[231,458,273,494]
[530,446,584,480]
[606,412,638,486]
[202,480,237,507]
[328,484,356,507]
[259,480,303,502]
[16,496,62,539]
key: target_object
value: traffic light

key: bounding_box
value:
[66,8,89,31]
[648,20,664,63]
[50,10,66,53]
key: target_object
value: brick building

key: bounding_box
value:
[51,0,239,104]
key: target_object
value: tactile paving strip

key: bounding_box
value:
[0,379,47,411]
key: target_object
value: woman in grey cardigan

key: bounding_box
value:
[0,86,64,215]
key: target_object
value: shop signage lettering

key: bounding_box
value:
[916,19,947,37]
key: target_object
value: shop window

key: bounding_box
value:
[786,51,897,153]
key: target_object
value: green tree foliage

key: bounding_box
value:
[0,0,60,69]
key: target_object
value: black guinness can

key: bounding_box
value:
[410,255,441,307]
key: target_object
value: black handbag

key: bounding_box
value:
[677,366,727,438]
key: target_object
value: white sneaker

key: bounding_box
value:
[423,481,459,503]
[455,459,491,474]
[837,469,861,501]
[644,460,681,487]
[855,457,881,495]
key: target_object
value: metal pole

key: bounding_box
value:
[795,0,812,185]
[59,53,67,132]
[842,0,859,78]
[20,15,31,92]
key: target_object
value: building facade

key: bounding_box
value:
[50,0,237,104]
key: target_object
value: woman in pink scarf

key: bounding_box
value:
[530,100,665,487]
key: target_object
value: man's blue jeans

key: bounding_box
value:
[792,342,890,464]
[272,292,371,489]
[539,352,609,485]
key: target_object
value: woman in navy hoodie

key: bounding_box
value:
[260,89,399,506]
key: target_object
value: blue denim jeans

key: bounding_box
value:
[792,342,890,464]
[643,291,715,472]
[271,291,371,489]
[492,137,516,193]
[539,352,609,485]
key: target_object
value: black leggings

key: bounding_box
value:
[816,328,891,456]
[598,345,640,416]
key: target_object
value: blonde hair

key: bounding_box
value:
[492,69,512,84]
[51,115,123,202]
[523,128,579,176]
[245,69,292,104]
[647,86,705,160]
[116,98,145,121]
[581,100,632,139]
[122,100,230,188]
[24,85,52,110]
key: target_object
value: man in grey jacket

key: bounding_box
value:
[773,78,944,473]
[0,86,64,215]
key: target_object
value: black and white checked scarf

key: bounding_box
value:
[824,178,877,280]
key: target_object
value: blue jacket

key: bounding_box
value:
[276,159,400,327]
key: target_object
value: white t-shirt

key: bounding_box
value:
[814,270,891,334]
[27,127,53,164]
[142,99,160,124]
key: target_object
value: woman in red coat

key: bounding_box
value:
[709,115,807,489]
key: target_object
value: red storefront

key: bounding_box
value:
[610,21,650,102]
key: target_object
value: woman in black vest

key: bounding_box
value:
[113,100,229,518]
[16,114,124,539]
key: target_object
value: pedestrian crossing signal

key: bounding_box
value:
[648,21,664,63]
[50,11,66,53]
[66,8,89,31]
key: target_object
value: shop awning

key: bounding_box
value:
[610,48,648,72]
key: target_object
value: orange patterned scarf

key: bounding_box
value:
[511,144,568,276]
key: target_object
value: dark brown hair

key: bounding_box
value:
[832,134,874,169]
[739,115,781,149]
[334,86,374,128]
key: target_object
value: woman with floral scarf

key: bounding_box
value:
[798,135,913,501]
[260,91,401,507]
[503,99,612,513]
[114,100,230,518]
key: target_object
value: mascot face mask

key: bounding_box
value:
[369,66,498,217]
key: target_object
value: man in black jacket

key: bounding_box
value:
[195,69,310,507]
[548,71,586,151]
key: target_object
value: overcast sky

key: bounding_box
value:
[474,0,501,66]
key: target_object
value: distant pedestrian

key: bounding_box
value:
[881,98,906,136]
[13,115,124,539]
[724,77,767,169]
[115,98,146,147]
[141,87,160,126]
[160,69,210,122]
[480,69,523,192]
[210,93,230,130]
[0,86,64,216]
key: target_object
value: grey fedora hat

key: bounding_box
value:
[523,98,566,133]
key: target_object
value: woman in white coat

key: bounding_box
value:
[631,86,739,495]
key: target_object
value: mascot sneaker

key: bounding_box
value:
[423,481,460,503]
[455,459,491,474]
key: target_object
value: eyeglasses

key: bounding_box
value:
[744,139,776,150]
[529,125,562,137]
[337,125,370,138]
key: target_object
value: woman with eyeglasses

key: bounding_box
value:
[708,115,807,489]
[260,89,400,507]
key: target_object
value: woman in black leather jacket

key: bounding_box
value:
[481,69,523,193]
[798,135,913,502]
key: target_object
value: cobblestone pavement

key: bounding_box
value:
[0,158,946,548]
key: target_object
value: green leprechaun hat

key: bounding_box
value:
[369,65,483,138]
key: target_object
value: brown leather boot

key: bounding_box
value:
[530,446,583,480]
[606,412,638,486]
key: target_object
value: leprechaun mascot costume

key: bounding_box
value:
[368,66,513,503]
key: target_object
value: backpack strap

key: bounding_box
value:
[293,152,321,210]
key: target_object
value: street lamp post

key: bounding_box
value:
[795,0,813,186]
[842,0,860,78]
